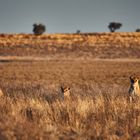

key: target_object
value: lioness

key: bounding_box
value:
[128,75,140,102]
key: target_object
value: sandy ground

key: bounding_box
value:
[0,56,140,62]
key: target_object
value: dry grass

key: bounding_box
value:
[0,33,140,58]
[0,60,140,139]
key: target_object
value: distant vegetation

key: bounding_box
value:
[136,28,140,32]
[76,30,81,34]
[108,22,122,32]
[30,22,140,33]
[33,23,46,35]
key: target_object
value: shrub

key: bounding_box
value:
[76,30,81,34]
[33,23,46,35]
[136,28,140,32]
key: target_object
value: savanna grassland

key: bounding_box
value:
[0,33,140,140]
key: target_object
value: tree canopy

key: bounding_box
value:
[108,22,122,32]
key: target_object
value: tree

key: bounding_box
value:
[76,30,81,34]
[33,23,46,35]
[136,28,140,32]
[108,22,122,32]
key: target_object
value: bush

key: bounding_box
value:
[136,28,140,32]
[33,23,46,35]
[76,30,81,34]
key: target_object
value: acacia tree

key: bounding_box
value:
[108,22,122,32]
[33,23,46,35]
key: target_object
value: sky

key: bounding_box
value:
[0,0,140,33]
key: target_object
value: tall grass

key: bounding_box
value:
[0,84,140,140]
[0,60,140,139]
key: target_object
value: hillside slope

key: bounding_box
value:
[0,32,140,59]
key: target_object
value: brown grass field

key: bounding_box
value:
[0,33,140,139]
[0,59,140,140]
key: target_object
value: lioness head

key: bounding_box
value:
[60,86,70,98]
[129,75,140,96]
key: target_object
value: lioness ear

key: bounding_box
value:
[60,86,64,92]
[130,76,133,80]
[136,76,140,80]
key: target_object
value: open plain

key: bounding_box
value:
[0,33,140,139]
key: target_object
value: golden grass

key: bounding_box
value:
[0,33,140,58]
[0,88,140,139]
[0,60,140,139]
